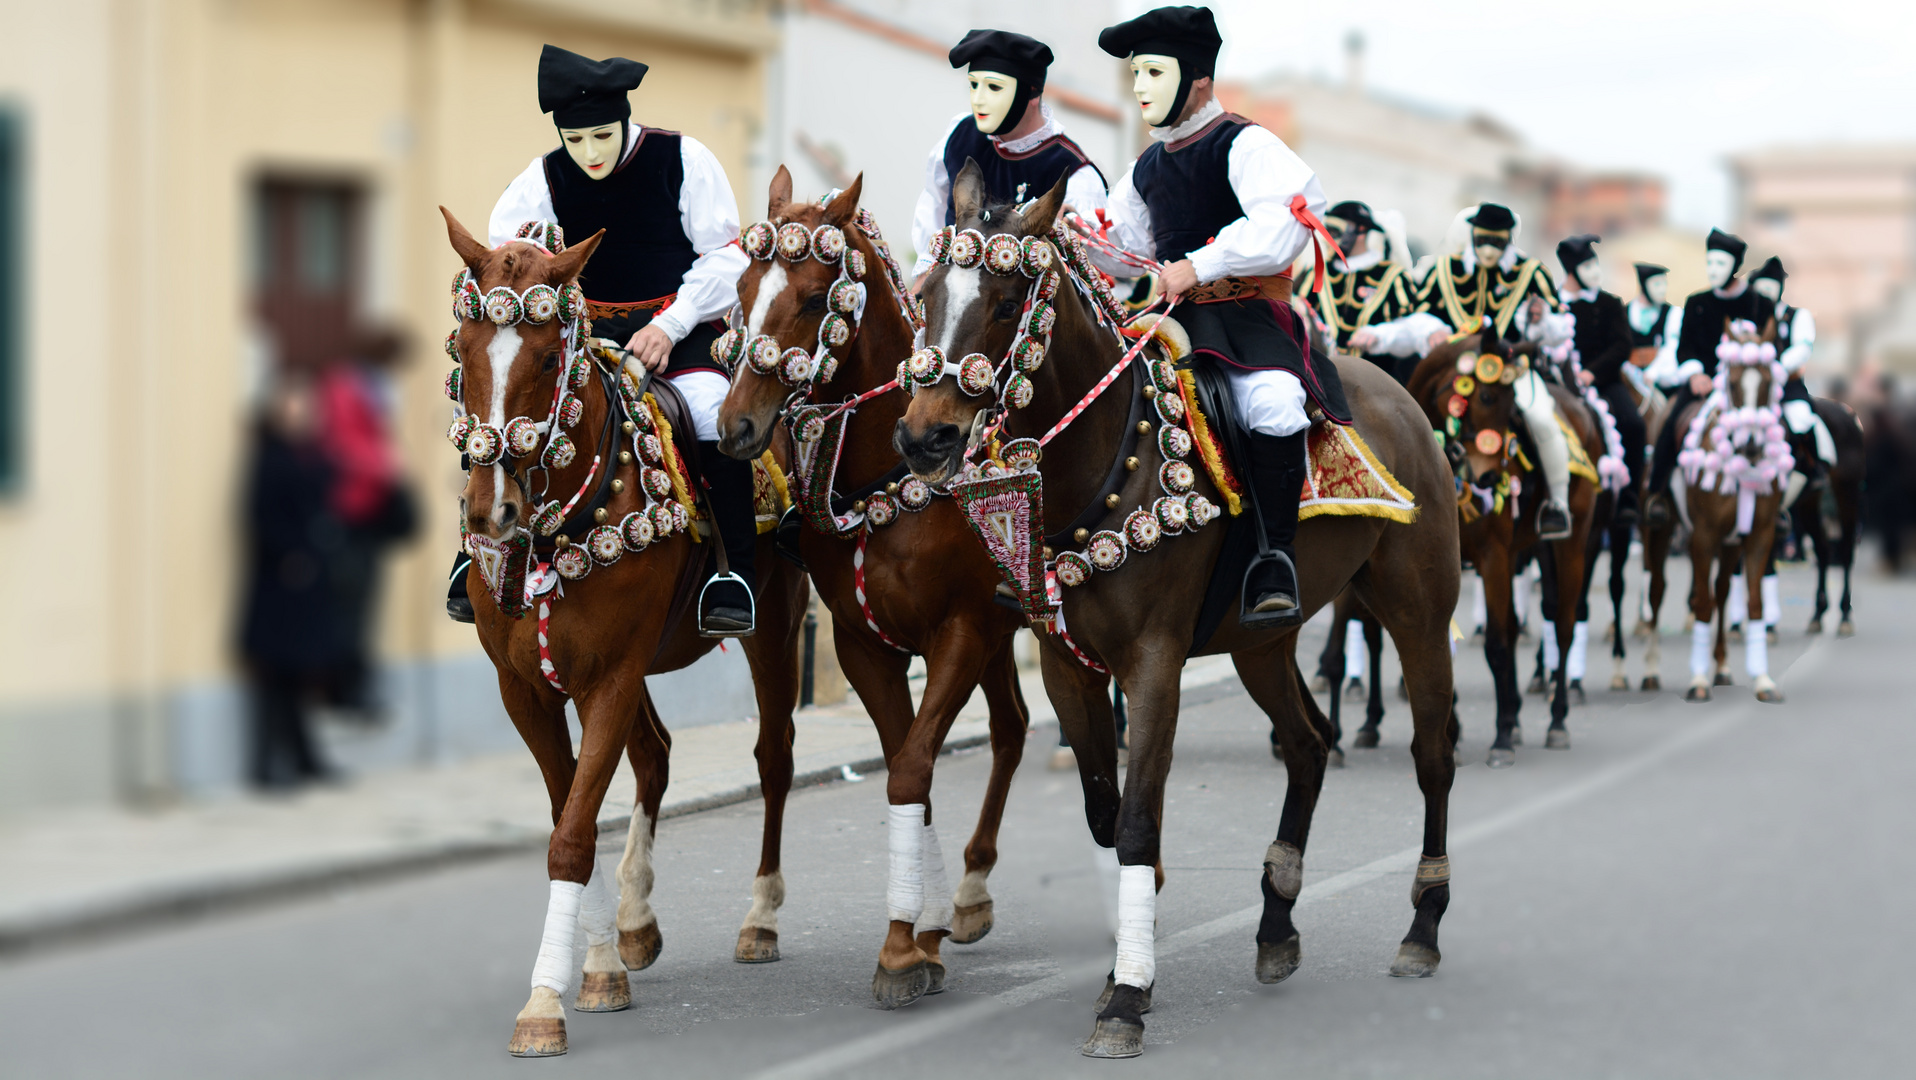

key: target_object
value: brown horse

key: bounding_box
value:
[895,166,1460,1059]
[1668,335,1790,703]
[442,210,809,1057]
[1408,334,1604,765]
[1796,397,1865,637]
[713,169,1031,1009]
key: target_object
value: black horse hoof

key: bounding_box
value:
[1486,747,1516,768]
[1684,684,1711,703]
[1389,942,1441,978]
[1094,974,1152,1014]
[1256,935,1302,984]
[1641,675,1661,691]
[1837,620,1855,638]
[1526,673,1545,695]
[1545,727,1571,750]
[1081,1017,1145,1058]
[1328,747,1346,769]
[1713,671,1734,687]
[871,960,930,1009]
[1353,726,1380,749]
[1806,618,1823,635]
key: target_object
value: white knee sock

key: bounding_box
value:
[1472,575,1487,628]
[1746,620,1769,677]
[886,803,926,925]
[917,819,953,934]
[1690,622,1713,678]
[1513,573,1532,630]
[1540,621,1560,673]
[531,879,586,994]
[1568,621,1589,680]
[1114,865,1157,988]
[1728,574,1747,625]
[1761,575,1780,628]
[1344,621,1367,681]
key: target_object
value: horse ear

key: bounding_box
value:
[822,173,863,227]
[441,206,489,270]
[1019,170,1071,237]
[545,229,604,285]
[951,158,986,226]
[768,164,794,218]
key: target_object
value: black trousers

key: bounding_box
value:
[1648,384,1701,495]
[248,668,328,788]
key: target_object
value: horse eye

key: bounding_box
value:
[803,293,826,314]
[542,351,561,373]
[993,299,1018,321]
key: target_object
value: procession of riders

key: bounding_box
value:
[439,4,1842,1060]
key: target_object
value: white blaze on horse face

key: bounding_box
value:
[745,262,787,338]
[485,325,524,514]
[932,266,982,357]
[1739,366,1763,410]
[1130,54,1181,126]
[560,123,623,179]
[1644,274,1669,306]
[1705,250,1736,290]
[967,70,1018,134]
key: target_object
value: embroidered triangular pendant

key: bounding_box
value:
[792,406,858,536]
[951,469,1050,623]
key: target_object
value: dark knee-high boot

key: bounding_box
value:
[1242,430,1306,629]
[698,441,759,637]
[446,551,474,623]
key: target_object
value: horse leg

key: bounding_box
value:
[1712,551,1737,687]
[1480,554,1523,766]
[1610,521,1631,689]
[950,637,1031,946]
[1545,537,1583,746]
[1744,525,1785,703]
[1233,644,1326,988]
[1807,499,1829,633]
[1838,480,1859,636]
[1039,638,1121,842]
[611,687,668,975]
[1312,589,1349,693]
[1324,603,1349,747]
[495,678,578,1056]
[733,580,805,964]
[872,627,992,1007]
[1683,526,1719,701]
[1358,614,1386,746]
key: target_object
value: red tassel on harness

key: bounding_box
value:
[1289,194,1347,294]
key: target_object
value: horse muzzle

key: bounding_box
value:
[893,418,964,484]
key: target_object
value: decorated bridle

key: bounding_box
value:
[1678,326,1792,510]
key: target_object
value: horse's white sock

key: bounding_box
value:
[1690,622,1713,678]
[1114,865,1157,989]
[1728,574,1747,625]
[1746,619,1769,676]
[1568,621,1589,680]
[917,819,953,934]
[886,803,925,924]
[1762,575,1780,628]
[531,879,585,994]
[1514,573,1532,630]
[578,857,616,949]
[1344,621,1367,682]
[1472,574,1487,628]
[1540,621,1559,673]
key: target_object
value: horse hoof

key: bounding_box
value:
[1545,728,1571,750]
[1685,685,1711,703]
[1838,621,1855,638]
[1729,626,1744,643]
[619,921,663,971]
[574,970,631,1013]
[1081,1018,1145,1058]
[1713,671,1734,687]
[1353,727,1380,749]
[1256,935,1302,984]
[1095,975,1153,1014]
[1344,678,1366,702]
[949,900,994,944]
[734,926,779,964]
[1806,619,1823,634]
[1309,673,1329,693]
[1756,687,1786,704]
[1641,675,1661,691]
[1328,747,1346,769]
[924,959,947,995]
[1509,725,1523,747]
[1610,674,1630,691]
[1486,747,1516,769]
[507,1017,567,1057]
[1766,628,1779,646]
[1389,942,1442,978]
[1525,675,1544,695]
[1569,680,1586,705]
[871,960,930,1009]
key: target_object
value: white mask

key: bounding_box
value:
[1644,275,1668,306]
[1575,260,1602,290]
[560,123,624,180]
[1475,244,1504,269]
[1753,278,1781,302]
[1129,54,1182,126]
[1705,250,1736,291]
[968,70,1019,135]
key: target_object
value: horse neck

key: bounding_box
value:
[534,365,614,520]
[1010,273,1132,528]
[834,244,916,488]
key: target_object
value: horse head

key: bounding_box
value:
[716,167,870,460]
[1426,332,1536,488]
[1718,323,1779,411]
[442,206,602,540]
[896,160,1073,483]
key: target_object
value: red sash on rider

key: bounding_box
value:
[1289,194,1347,295]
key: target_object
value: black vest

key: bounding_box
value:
[941,122,1102,224]
[543,129,698,307]
[1130,114,1252,264]
[1675,285,1777,374]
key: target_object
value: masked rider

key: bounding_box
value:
[1644,228,1777,527]
[1557,234,1645,524]
[1297,200,1431,384]
[1750,257,1832,491]
[1415,203,1576,539]
[1099,6,1353,629]
[447,45,757,636]
[910,29,1108,285]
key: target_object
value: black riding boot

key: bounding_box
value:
[446,551,475,623]
[698,441,759,637]
[1242,430,1307,630]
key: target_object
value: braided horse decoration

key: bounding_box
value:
[1671,323,1792,702]
[895,165,1461,1059]
[440,210,809,1057]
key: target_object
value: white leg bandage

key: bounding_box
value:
[531,879,585,994]
[1471,574,1487,628]
[1540,621,1560,673]
[1568,621,1589,680]
[1728,574,1747,626]
[917,820,953,934]
[1745,619,1769,677]
[886,803,926,924]
[1515,370,1571,505]
[1344,621,1367,681]
[1761,575,1780,628]
[666,370,731,442]
[1690,622,1714,678]
[1114,864,1157,989]
[1514,572,1532,631]
[1224,368,1310,436]
[579,858,616,950]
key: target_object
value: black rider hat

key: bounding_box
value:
[1706,227,1748,261]
[1633,262,1668,292]
[538,45,647,128]
[1468,203,1517,232]
[1556,234,1600,276]
[1097,6,1223,78]
[1751,255,1787,283]
[949,29,1054,92]
[1326,200,1378,232]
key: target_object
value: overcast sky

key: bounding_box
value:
[1122,0,1916,230]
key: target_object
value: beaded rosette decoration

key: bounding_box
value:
[447,220,694,618]
[1676,327,1793,534]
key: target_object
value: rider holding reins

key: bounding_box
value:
[1097,5,1354,629]
[446,45,759,636]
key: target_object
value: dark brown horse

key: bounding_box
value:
[1796,398,1865,636]
[896,167,1460,1059]
[443,210,809,1057]
[713,169,1031,1009]
[1407,334,1604,765]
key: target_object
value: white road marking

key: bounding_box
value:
[748,639,1830,1080]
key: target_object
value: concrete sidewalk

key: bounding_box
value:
[0,653,1242,955]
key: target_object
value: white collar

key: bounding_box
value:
[1713,278,1748,300]
[1567,285,1598,303]
[1151,99,1224,143]
[1460,244,1521,274]
[991,103,1060,154]
[1339,248,1383,273]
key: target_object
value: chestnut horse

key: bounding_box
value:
[896,167,1460,1059]
[442,210,808,1057]
[714,170,1031,1008]
[1407,334,1604,765]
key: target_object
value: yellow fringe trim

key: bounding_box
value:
[1175,369,1245,517]
[1556,411,1600,484]
[643,392,702,543]
[755,451,792,535]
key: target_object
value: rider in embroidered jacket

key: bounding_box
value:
[909,29,1108,284]
[447,44,759,635]
[1099,5,1352,629]
[1557,234,1646,525]
[1412,203,1577,540]
[1295,200,1421,383]
[1750,256,1832,488]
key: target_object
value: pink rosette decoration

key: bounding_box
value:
[484,286,523,326]
[742,221,776,260]
[1154,495,1190,534]
[1125,508,1162,552]
[464,423,504,466]
[1086,530,1128,571]
[779,347,815,386]
[559,395,584,429]
[820,312,852,348]
[747,334,782,375]
[639,432,663,465]
[529,500,564,536]
[1004,372,1035,410]
[1019,236,1054,277]
[446,415,475,449]
[949,229,985,269]
[1160,459,1196,494]
[444,367,461,401]
[642,467,673,500]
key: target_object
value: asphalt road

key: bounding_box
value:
[2,562,1907,1079]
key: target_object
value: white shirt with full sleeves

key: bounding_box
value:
[1105,101,1329,284]
[1780,306,1816,374]
[488,123,748,344]
[909,105,1109,280]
